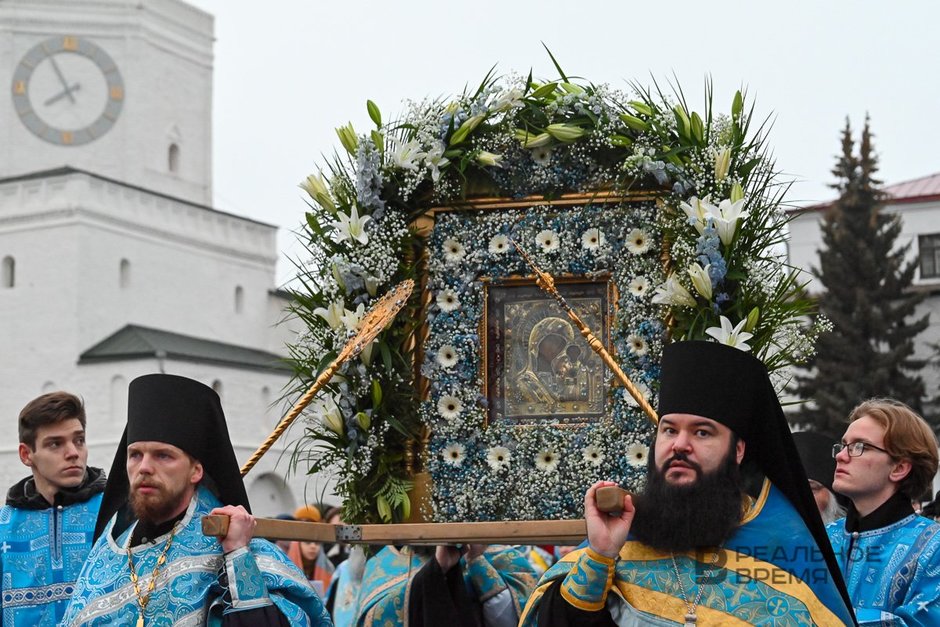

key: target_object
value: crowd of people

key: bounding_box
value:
[2,345,939,625]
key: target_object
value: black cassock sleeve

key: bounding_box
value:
[221,605,292,626]
[407,556,483,627]
[536,577,617,627]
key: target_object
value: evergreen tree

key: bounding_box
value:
[794,117,929,437]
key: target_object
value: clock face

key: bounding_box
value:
[11,36,125,146]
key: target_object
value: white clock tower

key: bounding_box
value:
[0,1,312,516]
[1,0,213,205]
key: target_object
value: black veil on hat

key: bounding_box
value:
[94,374,250,540]
[792,431,838,492]
[656,340,853,614]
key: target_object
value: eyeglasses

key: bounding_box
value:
[832,441,892,458]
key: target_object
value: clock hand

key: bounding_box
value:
[48,55,76,104]
[44,83,81,107]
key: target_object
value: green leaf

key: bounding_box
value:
[366,100,382,128]
[370,131,384,155]
[315,351,338,375]
[610,134,634,147]
[529,82,558,99]
[673,105,691,139]
[690,112,704,145]
[376,494,391,522]
[379,341,393,376]
[371,378,383,407]
[541,42,569,82]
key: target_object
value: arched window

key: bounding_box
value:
[234,285,244,314]
[168,143,180,173]
[2,256,14,288]
[119,258,131,288]
[111,375,128,425]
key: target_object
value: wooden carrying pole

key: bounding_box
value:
[202,487,630,545]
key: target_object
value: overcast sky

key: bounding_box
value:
[185,0,940,284]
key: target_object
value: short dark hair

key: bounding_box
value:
[18,392,86,449]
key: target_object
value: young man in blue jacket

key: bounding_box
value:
[0,392,106,625]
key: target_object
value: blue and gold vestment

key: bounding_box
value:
[61,486,332,626]
[520,481,855,626]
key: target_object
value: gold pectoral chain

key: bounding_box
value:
[127,523,180,626]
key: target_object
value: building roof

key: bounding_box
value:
[79,324,291,373]
[793,171,940,214]
[0,166,277,229]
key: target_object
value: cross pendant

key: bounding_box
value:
[684,611,697,626]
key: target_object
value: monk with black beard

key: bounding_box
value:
[520,341,857,626]
[630,439,744,553]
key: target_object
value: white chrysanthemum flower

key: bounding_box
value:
[536,229,560,252]
[627,334,648,356]
[486,446,511,471]
[582,445,605,466]
[436,288,460,312]
[627,443,649,467]
[531,146,553,166]
[628,276,649,298]
[535,449,560,472]
[581,228,605,250]
[442,443,466,466]
[625,228,651,254]
[437,395,463,420]
[442,238,466,264]
[488,234,510,255]
[436,344,459,368]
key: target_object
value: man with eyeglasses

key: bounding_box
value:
[828,398,940,625]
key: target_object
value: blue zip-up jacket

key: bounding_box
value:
[827,492,940,626]
[0,467,105,626]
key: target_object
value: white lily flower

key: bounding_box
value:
[711,198,750,246]
[705,315,754,351]
[314,300,346,330]
[651,274,697,308]
[492,88,524,112]
[713,146,732,182]
[310,395,343,435]
[678,196,716,236]
[687,262,713,300]
[390,137,423,171]
[359,339,376,366]
[424,141,450,182]
[476,151,503,168]
[331,204,371,245]
[341,303,366,333]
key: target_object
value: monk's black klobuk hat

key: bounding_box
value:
[792,431,838,493]
[657,341,854,616]
[93,374,250,540]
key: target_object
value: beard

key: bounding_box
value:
[629,445,744,552]
[129,477,190,525]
